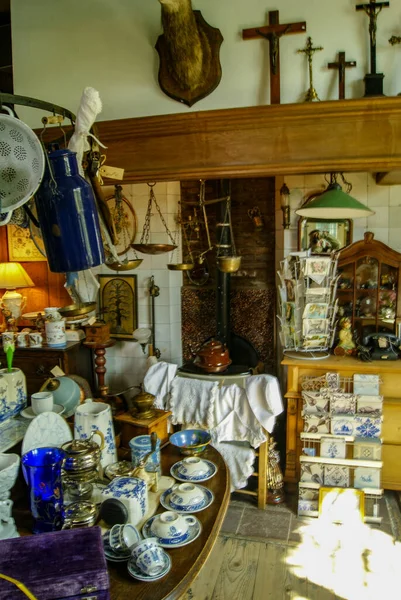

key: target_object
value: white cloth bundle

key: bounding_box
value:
[245,374,284,434]
[213,440,256,491]
[167,377,218,429]
[68,87,104,177]
[143,361,177,410]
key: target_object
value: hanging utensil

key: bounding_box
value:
[132,183,177,255]
[167,201,195,271]
[105,185,142,271]
[216,194,241,274]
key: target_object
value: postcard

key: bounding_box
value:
[303,318,329,337]
[302,335,329,349]
[303,303,329,319]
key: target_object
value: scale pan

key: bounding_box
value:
[105,259,143,271]
[131,244,177,255]
[167,263,195,271]
[58,302,97,317]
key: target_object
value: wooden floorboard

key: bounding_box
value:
[211,537,261,600]
[183,537,227,600]
[253,541,287,599]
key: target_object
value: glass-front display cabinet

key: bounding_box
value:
[336,232,401,340]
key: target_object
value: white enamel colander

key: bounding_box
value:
[0,106,45,220]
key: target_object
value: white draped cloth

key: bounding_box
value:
[142,363,284,490]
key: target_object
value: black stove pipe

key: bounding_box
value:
[216,180,231,347]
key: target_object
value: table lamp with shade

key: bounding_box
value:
[0,262,35,322]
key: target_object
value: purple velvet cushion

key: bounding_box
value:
[0,527,110,600]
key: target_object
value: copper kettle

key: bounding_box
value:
[192,338,232,373]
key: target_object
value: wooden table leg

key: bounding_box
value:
[84,339,116,397]
[257,435,268,509]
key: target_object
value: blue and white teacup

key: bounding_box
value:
[130,537,159,562]
[150,511,196,544]
[136,546,165,576]
[169,483,204,511]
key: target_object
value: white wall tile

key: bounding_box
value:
[154,305,170,324]
[390,186,401,207]
[389,229,401,252]
[169,304,181,324]
[367,207,389,229]
[368,228,389,245]
[167,182,181,195]
[367,186,389,207]
[389,207,401,228]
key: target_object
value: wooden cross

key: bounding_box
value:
[242,10,306,104]
[328,52,357,99]
[356,0,389,74]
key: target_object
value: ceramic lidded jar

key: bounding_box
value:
[193,339,232,373]
[101,476,148,526]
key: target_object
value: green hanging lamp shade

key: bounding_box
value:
[296,183,375,219]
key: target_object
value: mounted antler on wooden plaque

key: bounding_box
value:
[155,0,223,107]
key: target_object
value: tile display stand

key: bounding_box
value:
[298,373,383,524]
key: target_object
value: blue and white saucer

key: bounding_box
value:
[160,485,214,514]
[170,459,217,483]
[127,551,171,581]
[142,514,202,549]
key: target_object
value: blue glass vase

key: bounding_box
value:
[22,447,65,534]
[34,147,105,272]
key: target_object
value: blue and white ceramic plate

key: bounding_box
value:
[21,411,72,455]
[127,552,171,581]
[170,459,217,483]
[142,514,202,549]
[160,485,214,514]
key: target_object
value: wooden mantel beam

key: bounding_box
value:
[94,97,401,182]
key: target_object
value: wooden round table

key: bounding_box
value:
[108,443,230,599]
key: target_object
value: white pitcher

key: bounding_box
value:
[0,368,27,423]
[74,400,117,470]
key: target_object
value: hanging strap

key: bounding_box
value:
[0,573,38,600]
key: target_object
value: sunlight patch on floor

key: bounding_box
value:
[286,502,401,600]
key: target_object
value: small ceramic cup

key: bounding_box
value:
[109,523,141,552]
[130,538,159,562]
[177,457,209,478]
[16,332,29,348]
[169,483,204,510]
[150,511,196,544]
[1,332,14,348]
[29,332,43,348]
[136,546,165,577]
[31,391,54,415]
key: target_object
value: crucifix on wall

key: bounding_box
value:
[242,10,306,104]
[356,0,390,96]
[328,52,357,99]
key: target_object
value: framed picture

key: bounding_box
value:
[7,225,47,262]
[318,487,365,523]
[298,217,352,253]
[98,274,138,340]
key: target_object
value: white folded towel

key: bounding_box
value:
[167,377,218,429]
[143,361,178,409]
[245,374,284,434]
[212,440,256,491]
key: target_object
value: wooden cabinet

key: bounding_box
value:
[0,341,94,397]
[282,354,401,490]
[337,231,401,339]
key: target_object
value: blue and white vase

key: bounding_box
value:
[0,368,27,423]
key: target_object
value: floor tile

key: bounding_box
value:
[221,505,244,534]
[237,506,291,541]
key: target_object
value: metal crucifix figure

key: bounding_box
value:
[356,0,390,96]
[242,10,306,104]
[297,37,323,102]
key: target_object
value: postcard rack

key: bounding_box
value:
[277,252,339,355]
[298,372,384,524]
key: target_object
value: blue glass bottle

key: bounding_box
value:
[22,447,65,534]
[35,147,104,272]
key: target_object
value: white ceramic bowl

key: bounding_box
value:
[0,453,20,499]
[150,511,196,543]
[169,483,204,510]
[176,457,210,477]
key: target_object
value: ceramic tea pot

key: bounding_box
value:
[192,338,232,373]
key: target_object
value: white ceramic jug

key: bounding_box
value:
[74,400,117,470]
[0,368,27,423]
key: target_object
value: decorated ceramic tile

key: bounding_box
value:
[324,465,350,487]
[298,499,318,514]
[354,415,382,439]
[353,374,380,396]
[320,436,346,459]
[330,393,357,415]
[302,391,330,415]
[353,438,382,461]
[331,415,355,436]
[354,467,381,489]
[303,413,330,434]
[325,372,341,391]
[299,487,320,501]
[300,462,324,484]
[356,395,383,417]
[302,447,317,457]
